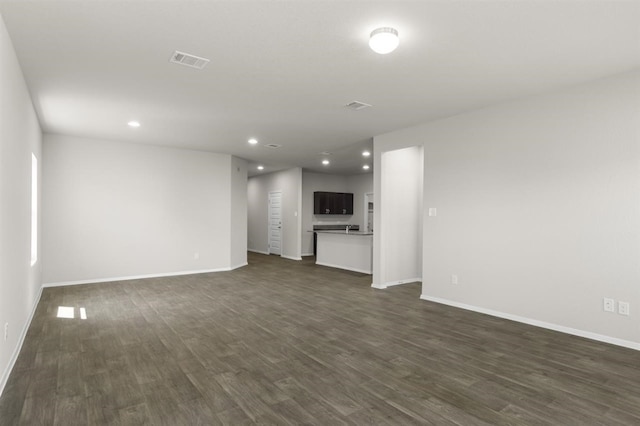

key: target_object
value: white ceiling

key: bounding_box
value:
[1,1,639,176]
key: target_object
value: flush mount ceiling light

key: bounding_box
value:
[127,121,140,128]
[248,138,258,145]
[369,27,399,54]
[362,150,371,157]
[322,159,330,166]
[363,164,370,170]
[257,165,264,170]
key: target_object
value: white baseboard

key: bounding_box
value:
[301,252,314,257]
[371,278,421,289]
[420,294,640,351]
[0,286,43,398]
[42,266,236,287]
[315,261,371,275]
[386,278,421,287]
[229,262,248,270]
[248,249,269,255]
[281,255,302,261]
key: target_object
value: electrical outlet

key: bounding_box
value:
[451,274,458,285]
[3,323,8,342]
[618,301,630,316]
[603,298,615,313]
[428,208,437,217]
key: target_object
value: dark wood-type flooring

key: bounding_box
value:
[2,253,640,425]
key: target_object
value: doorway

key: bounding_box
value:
[268,191,282,255]
[375,145,423,288]
[365,192,374,233]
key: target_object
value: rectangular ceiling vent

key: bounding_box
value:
[265,144,282,149]
[170,51,210,70]
[345,101,372,111]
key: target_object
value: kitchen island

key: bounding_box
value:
[315,230,373,274]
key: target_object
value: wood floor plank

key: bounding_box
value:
[53,395,87,426]
[118,402,151,425]
[2,252,640,425]
[19,395,56,426]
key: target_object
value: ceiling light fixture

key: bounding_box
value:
[248,138,258,145]
[369,27,399,54]
[322,159,330,166]
[345,101,372,111]
[363,164,370,170]
[257,165,264,170]
[127,121,140,128]
[362,151,371,157]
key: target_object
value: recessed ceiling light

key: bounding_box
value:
[362,151,371,157]
[257,165,264,170]
[369,27,399,54]
[363,164,370,170]
[248,138,258,145]
[127,121,140,128]
[322,159,330,166]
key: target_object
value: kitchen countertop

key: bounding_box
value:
[315,230,373,236]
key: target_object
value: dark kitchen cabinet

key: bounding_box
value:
[314,192,331,214]
[314,192,353,215]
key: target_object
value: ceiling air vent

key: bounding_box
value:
[265,144,282,149]
[170,51,210,70]
[345,101,372,111]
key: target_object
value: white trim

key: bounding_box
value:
[42,267,235,288]
[281,255,302,261]
[316,261,371,275]
[420,294,640,351]
[371,278,421,290]
[229,262,248,270]
[0,286,43,398]
[301,252,314,257]
[248,249,269,255]
[386,278,421,287]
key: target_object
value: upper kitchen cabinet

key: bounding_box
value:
[314,191,354,215]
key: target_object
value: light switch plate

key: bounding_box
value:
[603,298,615,313]
[618,301,630,316]
[428,208,437,217]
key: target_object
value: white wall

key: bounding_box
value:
[42,134,246,284]
[230,156,248,269]
[300,171,372,255]
[0,13,42,395]
[247,168,302,260]
[375,71,640,348]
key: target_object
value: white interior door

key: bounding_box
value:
[268,191,282,255]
